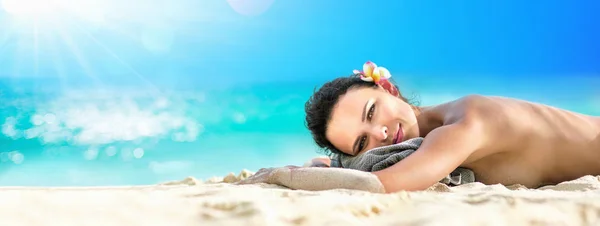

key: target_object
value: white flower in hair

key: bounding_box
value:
[352,61,392,84]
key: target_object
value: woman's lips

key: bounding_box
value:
[393,124,404,144]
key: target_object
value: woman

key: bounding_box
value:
[238,61,600,193]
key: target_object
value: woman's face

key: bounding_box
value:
[325,86,419,156]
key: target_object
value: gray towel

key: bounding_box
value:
[330,137,475,186]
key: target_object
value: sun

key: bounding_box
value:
[1,0,57,18]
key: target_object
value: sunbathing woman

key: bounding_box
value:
[238,61,600,194]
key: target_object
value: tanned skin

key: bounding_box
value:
[321,88,600,193]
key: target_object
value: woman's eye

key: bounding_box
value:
[358,136,367,151]
[367,104,375,120]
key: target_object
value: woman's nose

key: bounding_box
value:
[370,126,388,141]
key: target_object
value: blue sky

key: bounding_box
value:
[2,0,599,97]
[2,0,598,79]
[2,2,599,71]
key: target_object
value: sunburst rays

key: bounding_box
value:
[1,0,163,94]
[1,0,275,93]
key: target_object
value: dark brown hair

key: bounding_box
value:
[304,74,412,156]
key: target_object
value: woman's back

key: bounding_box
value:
[429,95,600,188]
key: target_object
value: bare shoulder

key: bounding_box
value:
[445,95,534,129]
[434,95,527,150]
[436,94,501,124]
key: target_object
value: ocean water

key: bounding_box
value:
[0,78,325,186]
[2,75,599,186]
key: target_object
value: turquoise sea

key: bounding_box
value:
[1,0,599,186]
[2,76,599,186]
[0,78,326,186]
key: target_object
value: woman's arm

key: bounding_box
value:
[372,117,487,193]
[238,119,485,194]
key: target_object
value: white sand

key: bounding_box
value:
[2,171,600,226]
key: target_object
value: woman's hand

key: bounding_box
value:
[303,157,331,167]
[235,166,297,186]
[237,156,332,186]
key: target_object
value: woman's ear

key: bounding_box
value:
[411,105,421,115]
[378,80,400,97]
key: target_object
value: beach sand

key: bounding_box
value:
[2,170,600,226]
